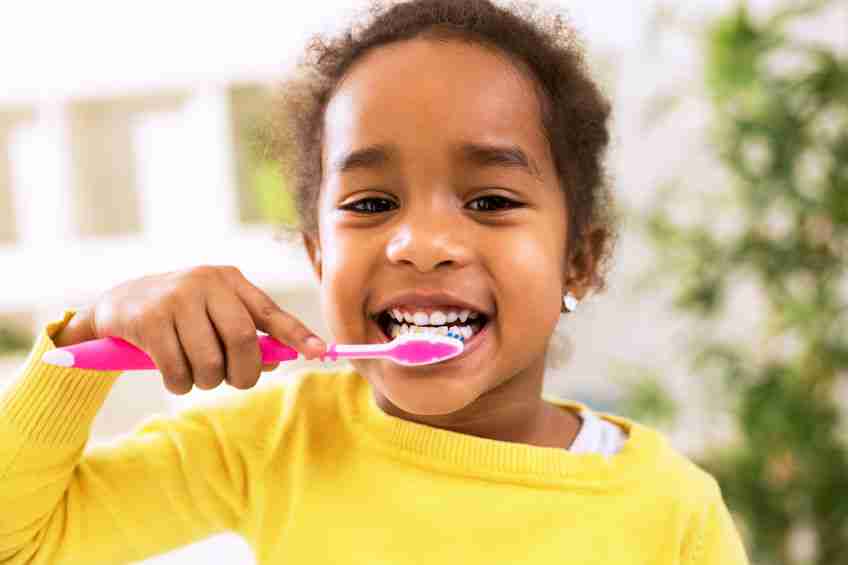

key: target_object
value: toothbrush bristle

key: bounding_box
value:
[447,331,464,343]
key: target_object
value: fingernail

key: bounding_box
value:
[306,337,324,357]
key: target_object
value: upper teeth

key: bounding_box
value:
[388,308,479,325]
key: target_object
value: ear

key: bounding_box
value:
[302,232,322,281]
[564,225,606,300]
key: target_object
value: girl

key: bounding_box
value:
[0,0,749,563]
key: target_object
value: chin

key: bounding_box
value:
[384,388,478,416]
[358,361,488,416]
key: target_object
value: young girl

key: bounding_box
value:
[0,1,749,563]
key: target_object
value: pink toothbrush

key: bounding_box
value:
[40,332,465,371]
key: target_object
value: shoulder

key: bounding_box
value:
[628,425,747,562]
[601,411,727,512]
[604,415,742,554]
[656,438,726,514]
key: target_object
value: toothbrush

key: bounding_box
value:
[40,331,465,371]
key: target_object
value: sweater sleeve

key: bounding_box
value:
[0,309,265,564]
[685,477,750,565]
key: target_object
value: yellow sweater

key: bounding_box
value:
[0,309,750,564]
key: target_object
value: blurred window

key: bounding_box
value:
[69,93,188,238]
[0,109,37,244]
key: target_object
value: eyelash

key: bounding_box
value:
[340,195,523,214]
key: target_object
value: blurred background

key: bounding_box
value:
[1,0,845,563]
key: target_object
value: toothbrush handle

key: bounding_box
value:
[54,335,302,371]
[257,335,302,364]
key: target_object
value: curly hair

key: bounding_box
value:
[266,0,619,297]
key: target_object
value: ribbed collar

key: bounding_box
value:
[342,370,665,489]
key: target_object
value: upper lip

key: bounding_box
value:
[372,289,494,318]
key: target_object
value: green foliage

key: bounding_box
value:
[609,362,679,428]
[250,155,298,228]
[240,105,300,231]
[0,324,34,355]
[634,1,847,562]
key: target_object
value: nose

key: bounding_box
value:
[385,202,471,272]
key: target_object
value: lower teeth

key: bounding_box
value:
[386,321,482,340]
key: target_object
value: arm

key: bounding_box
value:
[0,309,263,564]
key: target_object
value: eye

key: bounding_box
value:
[339,194,523,214]
[340,197,398,214]
[467,195,523,212]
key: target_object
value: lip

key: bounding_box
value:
[372,289,493,318]
[371,315,493,365]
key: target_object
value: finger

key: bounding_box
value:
[206,287,262,390]
[226,272,325,360]
[140,316,194,395]
[261,363,280,372]
[174,299,227,391]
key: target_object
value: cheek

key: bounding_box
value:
[319,232,374,339]
[494,232,563,336]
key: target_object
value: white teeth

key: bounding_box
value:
[412,312,429,326]
[429,310,447,325]
[385,307,485,325]
[447,325,473,340]
[387,320,482,340]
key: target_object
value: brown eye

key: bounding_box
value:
[468,195,522,212]
[341,198,398,214]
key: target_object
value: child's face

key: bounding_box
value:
[305,38,570,416]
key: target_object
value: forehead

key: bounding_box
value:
[323,38,549,164]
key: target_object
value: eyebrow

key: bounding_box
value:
[332,141,542,179]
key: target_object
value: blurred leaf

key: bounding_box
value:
[0,324,34,355]
[634,0,847,561]
[250,158,298,228]
[705,4,767,101]
[608,362,678,428]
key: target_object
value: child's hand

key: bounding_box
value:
[53,266,326,394]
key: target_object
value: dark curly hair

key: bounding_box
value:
[267,0,619,298]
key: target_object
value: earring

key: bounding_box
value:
[563,292,579,312]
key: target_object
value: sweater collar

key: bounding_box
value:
[344,370,665,488]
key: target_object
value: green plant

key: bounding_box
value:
[631,1,847,563]
[249,154,298,228]
[241,107,299,230]
[0,324,34,355]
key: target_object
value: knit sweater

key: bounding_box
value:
[0,309,750,564]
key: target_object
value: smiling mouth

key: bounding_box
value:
[375,311,490,342]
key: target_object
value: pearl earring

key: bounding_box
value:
[563,292,579,312]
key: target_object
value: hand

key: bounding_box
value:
[53,266,326,395]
